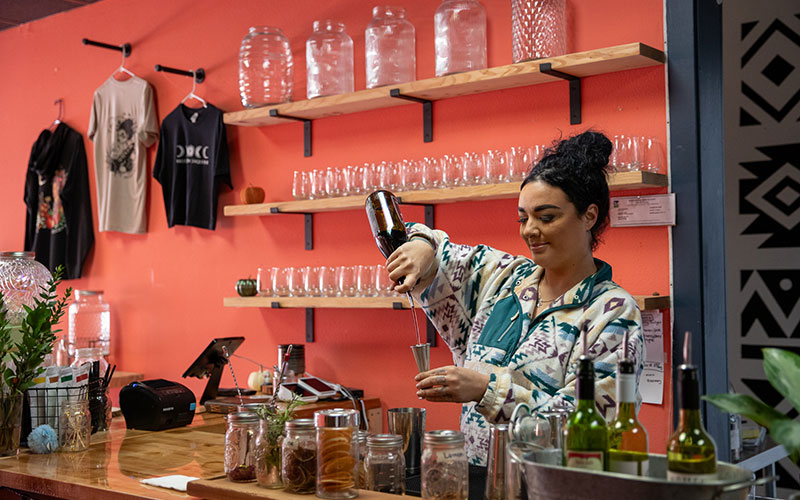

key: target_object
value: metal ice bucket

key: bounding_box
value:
[522,454,764,500]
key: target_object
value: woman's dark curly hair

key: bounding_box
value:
[521,131,612,250]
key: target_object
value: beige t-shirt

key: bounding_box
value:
[88,75,158,233]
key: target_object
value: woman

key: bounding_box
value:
[387,131,644,465]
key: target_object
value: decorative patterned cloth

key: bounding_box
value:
[408,223,645,465]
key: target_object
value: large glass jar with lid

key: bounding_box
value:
[421,430,468,500]
[365,6,416,89]
[434,0,487,76]
[306,20,354,99]
[0,252,52,326]
[366,433,405,494]
[314,408,358,499]
[238,26,293,108]
[68,290,110,359]
[281,418,316,493]
[225,411,260,482]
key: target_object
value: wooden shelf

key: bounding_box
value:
[224,294,670,311]
[109,370,143,389]
[223,42,665,127]
[224,171,667,217]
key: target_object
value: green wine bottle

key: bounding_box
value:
[667,355,717,481]
[564,355,608,471]
[608,359,649,475]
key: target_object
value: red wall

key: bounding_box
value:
[0,0,671,451]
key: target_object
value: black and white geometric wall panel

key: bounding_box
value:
[725,1,800,494]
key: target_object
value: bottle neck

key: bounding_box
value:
[677,364,700,410]
[677,408,705,429]
[575,356,595,402]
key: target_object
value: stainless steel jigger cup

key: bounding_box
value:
[539,408,569,450]
[387,407,426,475]
[485,423,509,500]
[410,343,430,372]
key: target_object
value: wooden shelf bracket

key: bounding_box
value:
[389,89,433,143]
[269,109,312,157]
[269,208,314,250]
[539,63,581,125]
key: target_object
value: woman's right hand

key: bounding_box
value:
[386,239,436,294]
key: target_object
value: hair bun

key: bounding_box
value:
[556,131,612,173]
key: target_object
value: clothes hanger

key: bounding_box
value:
[48,99,63,131]
[113,46,135,80]
[181,70,207,108]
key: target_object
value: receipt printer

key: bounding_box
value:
[119,379,196,431]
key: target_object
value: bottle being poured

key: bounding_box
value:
[365,190,429,373]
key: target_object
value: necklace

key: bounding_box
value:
[536,295,556,308]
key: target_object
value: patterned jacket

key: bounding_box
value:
[408,223,645,465]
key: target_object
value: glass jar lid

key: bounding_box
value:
[75,290,104,297]
[424,429,464,444]
[0,251,34,259]
[314,408,358,428]
[285,418,315,430]
[367,433,402,448]
[228,411,259,423]
[357,429,368,443]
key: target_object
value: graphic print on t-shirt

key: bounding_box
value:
[107,115,136,176]
[36,169,67,233]
[176,143,211,166]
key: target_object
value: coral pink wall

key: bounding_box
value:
[0,0,671,451]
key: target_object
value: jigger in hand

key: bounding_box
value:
[411,343,430,373]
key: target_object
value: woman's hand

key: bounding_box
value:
[386,238,436,294]
[414,366,490,403]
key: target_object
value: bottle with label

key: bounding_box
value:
[608,358,649,475]
[563,355,608,471]
[667,352,717,482]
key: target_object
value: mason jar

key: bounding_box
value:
[365,6,416,88]
[238,26,294,108]
[366,433,405,494]
[59,399,91,452]
[282,418,317,493]
[306,20,354,99]
[421,430,468,500]
[356,429,368,488]
[315,409,358,499]
[225,411,259,482]
[255,417,284,488]
[434,0,487,76]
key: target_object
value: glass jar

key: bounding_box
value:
[306,20,354,99]
[282,418,317,493]
[68,290,110,359]
[238,26,294,108]
[71,347,109,378]
[356,429,368,488]
[59,399,91,452]
[434,0,487,76]
[421,430,468,500]
[255,417,284,488]
[366,434,405,494]
[365,6,416,89]
[511,0,566,62]
[225,411,259,482]
[315,408,358,499]
[0,251,52,326]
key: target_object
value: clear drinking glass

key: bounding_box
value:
[306,20,354,99]
[258,267,276,296]
[506,145,534,182]
[642,137,664,173]
[484,149,508,184]
[611,135,632,172]
[365,6,416,89]
[336,266,357,297]
[288,267,305,297]
[292,171,306,200]
[461,152,485,185]
[420,157,441,190]
[511,0,567,63]
[303,266,321,297]
[440,154,462,187]
[274,268,291,297]
[357,265,377,297]
[319,266,337,297]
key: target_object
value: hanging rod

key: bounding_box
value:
[82,38,131,57]
[154,64,205,83]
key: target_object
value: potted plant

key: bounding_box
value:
[705,348,800,465]
[0,266,71,456]
[253,395,306,488]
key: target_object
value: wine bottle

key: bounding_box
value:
[365,190,408,260]
[608,358,649,475]
[667,332,717,482]
[564,355,608,471]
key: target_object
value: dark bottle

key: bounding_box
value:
[667,364,717,481]
[365,190,409,260]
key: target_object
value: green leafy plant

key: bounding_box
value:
[254,395,307,469]
[704,348,800,464]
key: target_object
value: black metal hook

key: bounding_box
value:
[154,64,205,83]
[82,38,131,57]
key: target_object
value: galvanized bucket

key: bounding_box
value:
[522,453,765,500]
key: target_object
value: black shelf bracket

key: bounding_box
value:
[396,200,435,229]
[306,308,315,343]
[539,63,581,125]
[270,208,313,250]
[154,64,205,83]
[269,109,312,157]
[82,38,131,57]
[389,89,433,143]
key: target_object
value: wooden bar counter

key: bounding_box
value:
[0,399,382,500]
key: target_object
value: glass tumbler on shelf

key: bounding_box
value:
[257,267,276,297]
[434,0,487,76]
[59,399,91,452]
[462,152,486,185]
[422,430,468,500]
[511,0,567,63]
[68,290,111,360]
[306,20,354,99]
[365,6,416,89]
[238,26,293,108]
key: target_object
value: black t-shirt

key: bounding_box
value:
[154,104,232,230]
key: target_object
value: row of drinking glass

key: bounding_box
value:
[257,265,396,298]
[292,145,547,200]
[610,135,664,173]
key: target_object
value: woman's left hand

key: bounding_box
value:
[415,366,490,403]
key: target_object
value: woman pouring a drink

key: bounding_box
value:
[385,131,645,466]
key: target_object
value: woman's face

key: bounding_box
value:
[518,180,597,270]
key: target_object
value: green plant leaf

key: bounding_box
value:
[703,393,786,430]
[762,348,800,414]
[770,419,800,465]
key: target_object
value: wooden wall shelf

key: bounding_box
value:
[223,42,665,127]
[224,294,670,311]
[224,171,667,217]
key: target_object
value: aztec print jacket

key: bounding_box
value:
[408,223,645,465]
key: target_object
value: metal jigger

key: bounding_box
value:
[410,343,430,373]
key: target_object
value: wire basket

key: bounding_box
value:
[22,384,88,440]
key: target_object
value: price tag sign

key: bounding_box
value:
[609,194,676,227]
